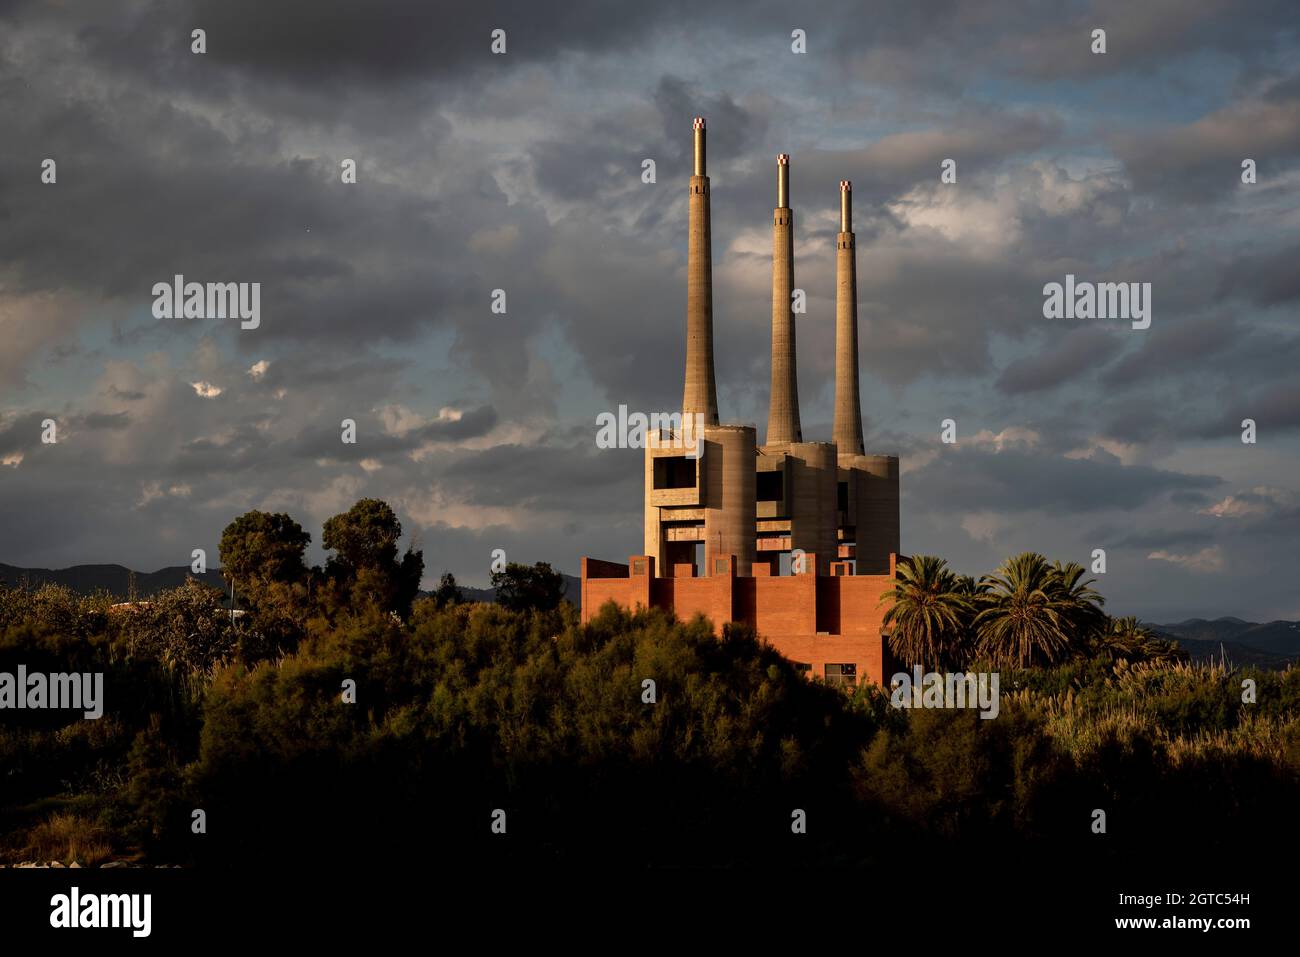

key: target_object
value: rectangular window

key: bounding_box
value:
[824,663,857,688]
[653,456,697,490]
[757,470,783,502]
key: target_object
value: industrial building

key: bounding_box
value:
[581,118,901,688]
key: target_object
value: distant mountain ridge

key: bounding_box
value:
[443,575,582,608]
[0,562,581,609]
[1152,618,1300,669]
[0,562,227,599]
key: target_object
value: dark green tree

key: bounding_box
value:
[218,510,311,606]
[322,498,423,617]
[491,561,567,613]
[431,571,464,608]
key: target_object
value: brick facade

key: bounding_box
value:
[581,553,899,688]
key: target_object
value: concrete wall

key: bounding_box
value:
[581,553,897,687]
[702,425,756,577]
[845,454,899,575]
[787,442,838,576]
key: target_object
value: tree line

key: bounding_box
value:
[882,552,1184,671]
[0,503,1295,874]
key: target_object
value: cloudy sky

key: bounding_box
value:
[1,0,1298,622]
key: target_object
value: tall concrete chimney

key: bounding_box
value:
[765,153,802,446]
[833,180,865,456]
[682,117,720,426]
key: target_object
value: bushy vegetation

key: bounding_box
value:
[0,513,1296,868]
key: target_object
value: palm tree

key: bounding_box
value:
[1050,560,1107,642]
[974,552,1073,668]
[1097,615,1186,664]
[880,555,973,670]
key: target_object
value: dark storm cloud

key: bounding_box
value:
[1110,80,1300,203]
[1,0,1297,619]
[0,412,51,456]
[652,77,769,164]
[442,439,635,513]
[996,326,1125,394]
[1101,313,1300,395]
[1,0,700,91]
[907,446,1220,513]
[82,411,131,430]
[1216,241,1300,307]
[1101,313,1238,386]
[1199,380,1300,438]
[411,406,499,442]
[1108,526,1218,550]
[1007,0,1300,81]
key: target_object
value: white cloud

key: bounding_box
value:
[190,381,222,398]
[1064,437,1142,466]
[378,404,466,436]
[135,480,192,509]
[960,510,1007,544]
[247,360,270,381]
[1199,486,1293,518]
[967,427,1040,451]
[1147,546,1224,573]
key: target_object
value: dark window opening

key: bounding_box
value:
[757,470,784,502]
[654,455,697,490]
[837,481,849,513]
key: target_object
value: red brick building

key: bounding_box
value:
[581,552,900,688]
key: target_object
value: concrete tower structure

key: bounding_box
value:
[832,181,864,456]
[766,154,802,446]
[645,118,756,579]
[830,180,900,574]
[682,116,719,426]
[591,119,902,689]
